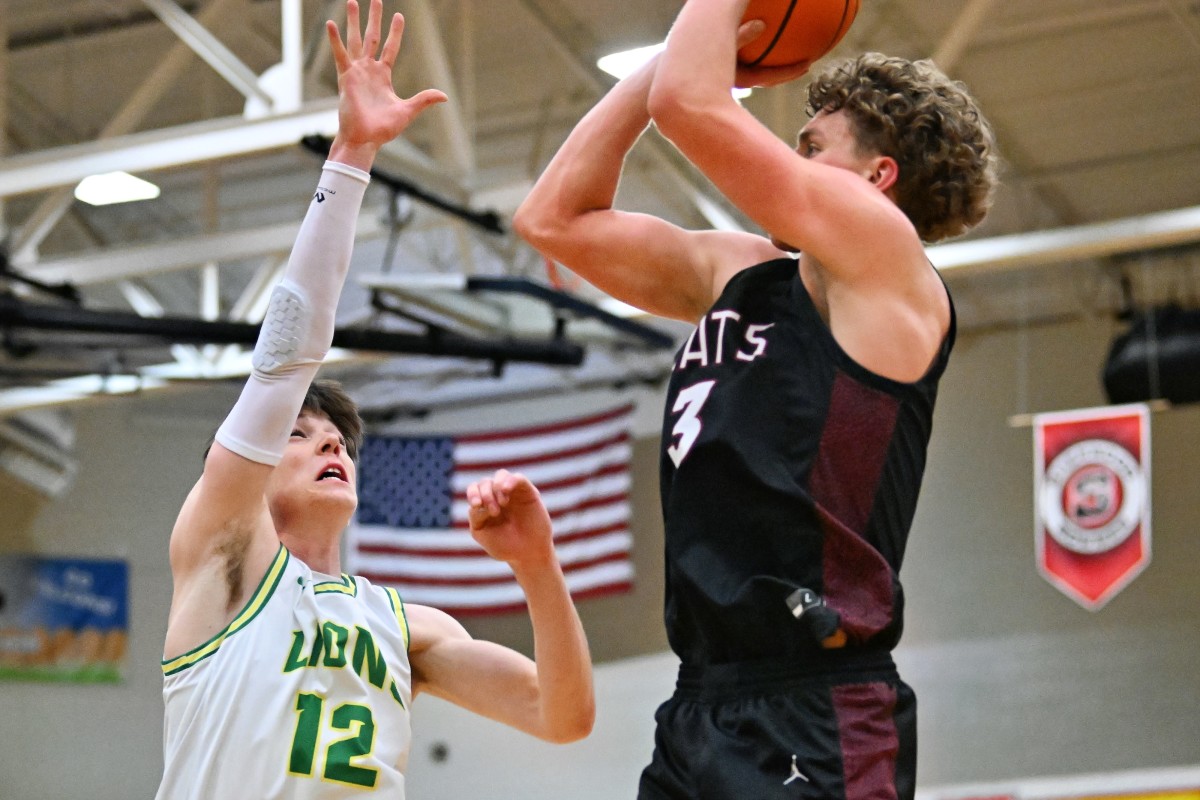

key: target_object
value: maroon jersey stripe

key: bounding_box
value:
[833,681,902,799]
[810,371,900,641]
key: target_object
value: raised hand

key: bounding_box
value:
[466,470,556,571]
[326,0,448,167]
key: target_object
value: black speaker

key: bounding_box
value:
[1103,305,1200,405]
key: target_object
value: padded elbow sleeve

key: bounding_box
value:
[214,161,370,465]
[214,281,323,465]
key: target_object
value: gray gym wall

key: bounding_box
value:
[1,310,1198,800]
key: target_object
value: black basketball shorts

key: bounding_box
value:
[637,655,916,800]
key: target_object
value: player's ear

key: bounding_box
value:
[867,156,899,193]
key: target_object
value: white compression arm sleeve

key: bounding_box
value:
[214,161,370,465]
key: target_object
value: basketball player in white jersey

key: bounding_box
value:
[157,3,594,797]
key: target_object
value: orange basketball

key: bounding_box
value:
[737,0,860,68]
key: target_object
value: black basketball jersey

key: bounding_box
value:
[659,258,955,665]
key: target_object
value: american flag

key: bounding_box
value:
[345,404,636,615]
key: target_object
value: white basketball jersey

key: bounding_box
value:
[157,547,413,799]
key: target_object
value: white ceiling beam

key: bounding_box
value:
[512,0,748,234]
[279,0,305,109]
[10,0,248,262]
[117,280,204,366]
[0,110,475,214]
[140,0,273,105]
[371,137,472,204]
[112,0,250,135]
[243,0,306,118]
[0,375,174,418]
[458,0,477,144]
[0,101,340,200]
[21,196,1200,291]
[230,255,288,322]
[406,0,475,176]
[117,280,166,317]
[930,205,1200,276]
[0,350,369,418]
[0,7,8,244]
[20,213,387,286]
[931,0,998,72]
[200,263,221,321]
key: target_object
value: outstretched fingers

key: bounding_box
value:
[380,12,405,68]
[345,0,363,57]
[361,0,384,59]
[328,2,413,74]
[326,19,350,74]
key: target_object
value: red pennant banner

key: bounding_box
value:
[1033,403,1151,610]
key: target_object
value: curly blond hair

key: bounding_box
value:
[807,53,999,243]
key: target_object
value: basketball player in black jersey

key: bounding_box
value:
[515,0,998,797]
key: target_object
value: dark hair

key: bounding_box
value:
[301,378,364,461]
[203,378,364,461]
[806,52,999,243]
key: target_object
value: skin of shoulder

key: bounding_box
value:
[649,77,948,381]
[642,0,951,381]
[163,448,281,661]
[164,413,356,661]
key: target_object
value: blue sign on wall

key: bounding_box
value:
[0,556,129,683]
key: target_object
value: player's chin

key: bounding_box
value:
[770,235,800,253]
[313,480,358,505]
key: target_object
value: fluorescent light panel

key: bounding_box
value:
[597,43,666,80]
[597,296,648,319]
[598,43,751,98]
[74,171,161,206]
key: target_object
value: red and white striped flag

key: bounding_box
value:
[345,404,635,615]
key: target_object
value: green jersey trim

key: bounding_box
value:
[162,545,290,676]
[384,587,410,652]
[314,573,358,596]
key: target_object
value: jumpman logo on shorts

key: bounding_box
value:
[783,754,810,786]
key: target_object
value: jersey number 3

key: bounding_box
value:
[666,380,716,467]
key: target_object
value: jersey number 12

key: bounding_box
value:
[289,692,378,788]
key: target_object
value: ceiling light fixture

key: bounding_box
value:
[74,171,161,206]
[598,44,752,99]
[597,43,666,80]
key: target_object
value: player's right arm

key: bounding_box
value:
[164,0,446,657]
[513,53,780,323]
[166,159,374,657]
[164,156,373,653]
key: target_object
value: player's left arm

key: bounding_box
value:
[406,471,595,744]
[649,0,908,271]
